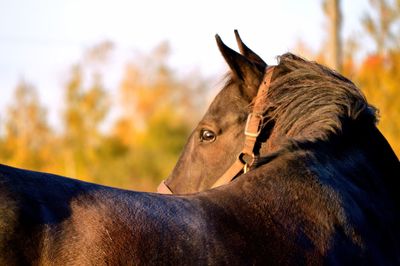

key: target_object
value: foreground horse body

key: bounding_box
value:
[1,164,252,265]
[1,32,400,265]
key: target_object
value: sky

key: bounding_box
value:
[0,0,371,128]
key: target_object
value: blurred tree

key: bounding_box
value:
[62,65,109,179]
[60,41,113,180]
[362,0,400,54]
[323,0,343,72]
[341,35,360,79]
[2,80,53,170]
[84,40,114,65]
[114,42,207,190]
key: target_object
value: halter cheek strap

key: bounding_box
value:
[157,67,274,194]
[211,66,274,188]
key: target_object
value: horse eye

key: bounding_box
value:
[200,129,216,142]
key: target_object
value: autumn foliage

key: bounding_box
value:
[0,42,209,191]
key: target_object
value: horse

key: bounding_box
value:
[159,31,400,263]
[1,31,399,265]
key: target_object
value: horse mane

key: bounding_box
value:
[260,53,377,141]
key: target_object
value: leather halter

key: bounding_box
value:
[157,66,275,194]
[211,66,274,188]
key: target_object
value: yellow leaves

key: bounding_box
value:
[3,80,52,171]
[64,66,109,141]
[113,119,135,146]
[110,47,194,188]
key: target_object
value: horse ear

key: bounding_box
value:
[216,34,263,100]
[234,30,267,71]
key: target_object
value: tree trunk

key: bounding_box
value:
[324,0,343,72]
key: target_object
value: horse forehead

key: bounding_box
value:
[201,107,244,130]
[200,81,247,126]
[209,88,244,114]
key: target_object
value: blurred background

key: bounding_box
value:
[0,0,399,191]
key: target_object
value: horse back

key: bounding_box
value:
[0,164,112,264]
[0,164,227,265]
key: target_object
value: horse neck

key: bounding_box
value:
[338,122,399,177]
[353,124,400,205]
[260,117,398,164]
[256,118,399,209]
[203,120,399,232]
[259,128,282,155]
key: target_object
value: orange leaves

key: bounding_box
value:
[361,54,385,70]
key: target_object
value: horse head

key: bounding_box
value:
[159,30,381,194]
[158,31,270,193]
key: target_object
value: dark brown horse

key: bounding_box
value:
[1,31,399,265]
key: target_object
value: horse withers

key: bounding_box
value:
[1,31,399,265]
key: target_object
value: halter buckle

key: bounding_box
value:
[244,113,264,137]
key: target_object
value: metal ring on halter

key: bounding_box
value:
[244,164,249,173]
[238,152,255,173]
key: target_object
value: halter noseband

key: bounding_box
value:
[157,66,275,194]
